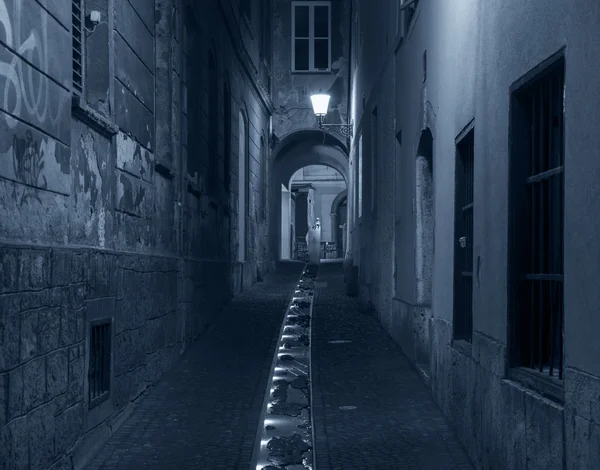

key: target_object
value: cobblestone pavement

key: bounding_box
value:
[86,261,305,470]
[311,262,474,470]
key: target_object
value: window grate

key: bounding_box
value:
[72,0,83,95]
[453,128,474,341]
[88,320,111,408]
[510,57,564,381]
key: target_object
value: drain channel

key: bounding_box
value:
[251,264,318,470]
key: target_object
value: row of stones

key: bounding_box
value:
[257,265,318,470]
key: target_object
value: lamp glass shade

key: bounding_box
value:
[310,93,330,116]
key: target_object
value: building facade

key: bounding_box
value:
[349,0,600,468]
[0,0,272,468]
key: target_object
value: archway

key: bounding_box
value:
[330,189,347,258]
[270,130,349,263]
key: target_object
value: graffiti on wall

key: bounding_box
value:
[0,0,71,204]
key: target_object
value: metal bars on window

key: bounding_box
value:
[511,58,564,381]
[88,320,111,408]
[72,0,83,95]
[453,129,474,341]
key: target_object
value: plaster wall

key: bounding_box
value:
[350,0,600,468]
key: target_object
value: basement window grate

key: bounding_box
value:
[510,56,564,382]
[88,319,111,408]
[453,127,474,342]
[72,0,83,95]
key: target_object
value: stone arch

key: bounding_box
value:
[414,126,434,366]
[270,129,349,262]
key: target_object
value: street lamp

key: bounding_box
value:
[310,93,353,138]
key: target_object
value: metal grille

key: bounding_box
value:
[512,59,564,380]
[453,129,474,341]
[88,320,111,408]
[72,0,83,95]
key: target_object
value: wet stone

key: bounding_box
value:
[271,384,288,403]
[297,334,310,346]
[262,466,283,470]
[266,434,312,467]
[265,425,276,430]
[286,315,310,327]
[292,300,311,309]
[297,422,311,429]
[290,376,309,392]
[279,354,295,361]
[269,402,306,417]
[282,342,291,349]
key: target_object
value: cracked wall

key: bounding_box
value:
[0,0,273,469]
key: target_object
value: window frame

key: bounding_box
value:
[507,50,565,402]
[72,0,84,96]
[291,0,332,73]
[452,124,475,344]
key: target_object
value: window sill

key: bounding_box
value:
[508,367,564,404]
[451,339,472,358]
[291,69,332,75]
[72,95,119,138]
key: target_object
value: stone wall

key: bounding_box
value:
[0,0,273,468]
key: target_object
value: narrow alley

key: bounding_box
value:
[1,0,599,469]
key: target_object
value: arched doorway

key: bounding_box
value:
[270,130,349,263]
[330,189,347,259]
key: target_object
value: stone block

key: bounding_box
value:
[0,372,6,426]
[20,309,39,362]
[87,251,117,299]
[28,402,56,469]
[68,342,84,362]
[47,350,69,399]
[49,249,72,287]
[0,248,19,293]
[68,357,84,407]
[48,454,74,470]
[0,415,28,469]
[23,356,46,411]
[8,366,23,421]
[501,380,527,469]
[524,390,564,470]
[39,307,61,354]
[472,331,506,378]
[18,249,48,291]
[145,315,168,354]
[112,371,132,410]
[114,328,146,377]
[0,293,20,372]
[55,403,83,454]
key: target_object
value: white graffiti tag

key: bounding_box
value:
[0,0,68,130]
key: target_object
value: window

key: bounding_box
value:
[260,136,267,222]
[453,126,474,342]
[72,0,83,95]
[509,54,564,390]
[260,0,271,61]
[208,52,219,195]
[224,79,232,192]
[240,0,251,19]
[89,320,112,408]
[238,110,248,261]
[357,134,363,218]
[401,0,418,36]
[292,1,331,72]
[371,107,378,216]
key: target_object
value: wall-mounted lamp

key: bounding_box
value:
[310,93,353,138]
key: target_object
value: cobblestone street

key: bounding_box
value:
[311,262,474,469]
[85,262,305,470]
[84,261,473,470]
